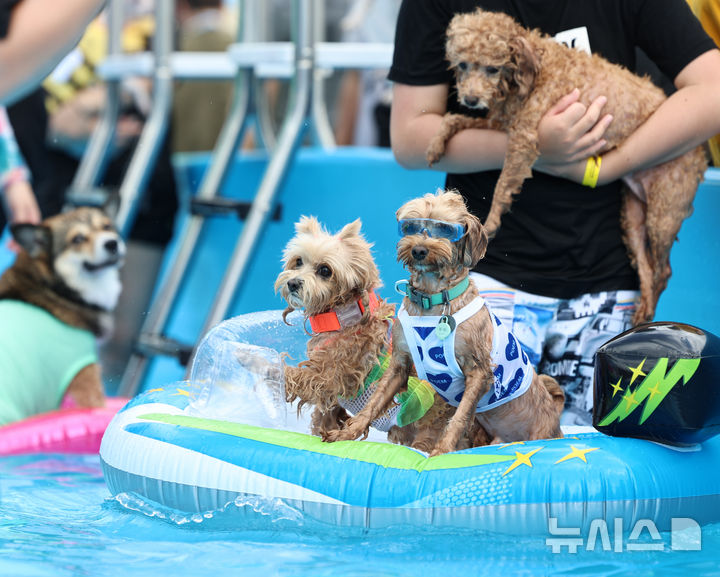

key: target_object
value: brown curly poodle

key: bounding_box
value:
[426,8,708,325]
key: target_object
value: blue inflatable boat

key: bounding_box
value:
[100,311,720,534]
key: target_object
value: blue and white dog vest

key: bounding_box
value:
[397,295,533,413]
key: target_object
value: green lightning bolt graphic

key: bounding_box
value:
[597,358,701,426]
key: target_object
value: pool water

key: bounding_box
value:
[2,454,719,576]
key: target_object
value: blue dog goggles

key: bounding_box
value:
[397,218,465,242]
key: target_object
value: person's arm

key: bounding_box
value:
[390,82,612,174]
[0,0,106,105]
[540,49,720,185]
[595,49,720,185]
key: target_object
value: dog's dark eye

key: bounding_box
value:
[486,66,500,75]
[294,257,303,268]
[457,62,468,71]
[71,233,87,245]
[101,222,113,231]
[316,265,332,279]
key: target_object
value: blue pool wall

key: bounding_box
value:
[0,147,718,393]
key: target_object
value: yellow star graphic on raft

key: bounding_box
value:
[502,447,543,476]
[146,387,164,393]
[173,388,192,397]
[554,445,599,464]
[628,358,647,385]
[610,378,624,398]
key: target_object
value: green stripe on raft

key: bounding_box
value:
[138,413,514,472]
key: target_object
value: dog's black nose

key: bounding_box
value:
[104,239,119,255]
[462,95,479,108]
[287,278,303,293]
[411,246,428,261]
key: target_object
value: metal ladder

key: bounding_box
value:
[120,0,323,397]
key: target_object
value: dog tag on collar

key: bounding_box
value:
[436,315,456,340]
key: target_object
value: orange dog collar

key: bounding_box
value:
[308,290,380,333]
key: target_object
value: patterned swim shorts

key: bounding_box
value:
[470,273,639,426]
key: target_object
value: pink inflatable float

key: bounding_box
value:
[0,397,128,455]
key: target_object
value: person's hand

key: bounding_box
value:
[4,179,41,224]
[3,179,41,253]
[536,89,613,165]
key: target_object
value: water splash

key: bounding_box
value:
[112,491,304,528]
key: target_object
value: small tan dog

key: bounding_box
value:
[325,191,564,455]
[426,8,708,325]
[275,216,465,451]
[0,202,124,425]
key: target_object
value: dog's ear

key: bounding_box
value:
[295,215,322,236]
[509,36,540,98]
[103,190,121,221]
[10,223,53,259]
[462,212,488,268]
[338,219,362,240]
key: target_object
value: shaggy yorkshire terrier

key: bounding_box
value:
[275,216,464,451]
[326,191,564,455]
[426,8,707,325]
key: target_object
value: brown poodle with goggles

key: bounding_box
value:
[326,190,564,455]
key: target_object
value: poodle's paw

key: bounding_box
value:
[426,138,448,166]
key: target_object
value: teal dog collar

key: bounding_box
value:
[394,276,470,310]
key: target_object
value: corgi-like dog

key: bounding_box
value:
[0,200,125,425]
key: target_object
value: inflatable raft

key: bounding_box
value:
[100,311,720,533]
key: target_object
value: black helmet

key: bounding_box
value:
[593,322,720,446]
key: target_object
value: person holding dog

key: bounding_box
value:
[388,0,720,425]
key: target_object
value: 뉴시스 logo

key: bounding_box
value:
[546,517,702,553]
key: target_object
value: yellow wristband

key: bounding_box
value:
[582,155,602,188]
